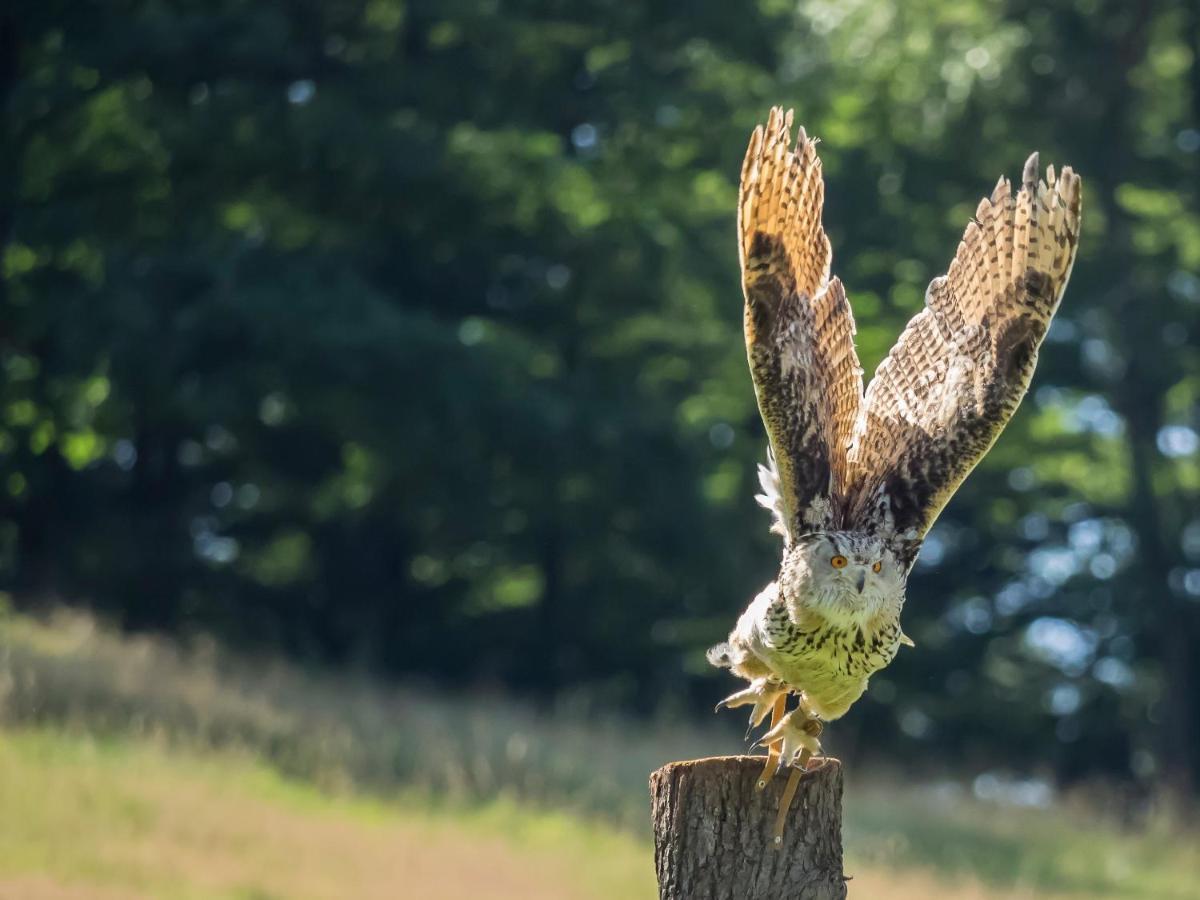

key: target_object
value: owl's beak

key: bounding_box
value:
[854,569,867,594]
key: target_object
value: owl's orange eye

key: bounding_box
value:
[831,555,848,569]
[872,561,883,573]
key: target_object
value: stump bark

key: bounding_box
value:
[649,756,846,900]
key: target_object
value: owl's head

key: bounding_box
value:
[781,531,905,625]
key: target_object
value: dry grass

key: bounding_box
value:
[0,607,721,829]
[847,869,1090,900]
[0,729,655,900]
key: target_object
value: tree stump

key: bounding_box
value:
[649,756,846,900]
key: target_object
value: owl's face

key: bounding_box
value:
[780,531,906,626]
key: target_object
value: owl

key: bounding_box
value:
[708,108,1082,771]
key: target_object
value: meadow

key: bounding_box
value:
[0,605,1196,899]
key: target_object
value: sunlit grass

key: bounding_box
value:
[0,727,656,900]
[844,779,1199,898]
[1,606,1197,898]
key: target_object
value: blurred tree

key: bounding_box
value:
[2,0,1198,803]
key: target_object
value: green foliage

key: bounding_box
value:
[3,0,1200,798]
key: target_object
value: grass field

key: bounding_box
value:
[1,606,1197,898]
[0,729,655,900]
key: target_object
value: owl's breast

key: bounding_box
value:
[753,592,903,719]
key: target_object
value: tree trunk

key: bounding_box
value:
[649,756,846,900]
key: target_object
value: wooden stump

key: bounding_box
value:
[649,756,846,900]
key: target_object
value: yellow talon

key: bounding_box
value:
[755,694,788,790]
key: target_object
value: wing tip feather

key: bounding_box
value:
[738,106,831,298]
[1022,152,1040,190]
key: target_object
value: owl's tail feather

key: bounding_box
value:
[706,642,734,668]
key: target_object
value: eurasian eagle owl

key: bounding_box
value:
[709,108,1082,771]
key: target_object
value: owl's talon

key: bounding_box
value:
[756,710,823,766]
[714,678,787,733]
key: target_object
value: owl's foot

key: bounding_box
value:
[714,677,787,736]
[753,709,823,767]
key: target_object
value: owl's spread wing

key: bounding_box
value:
[740,108,863,546]
[846,154,1082,568]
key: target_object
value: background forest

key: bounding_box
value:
[4,0,1200,819]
